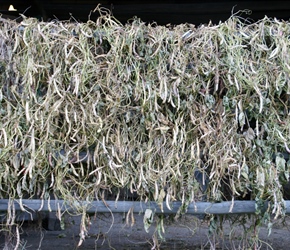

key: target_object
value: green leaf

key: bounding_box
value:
[275,154,286,172]
[205,94,215,108]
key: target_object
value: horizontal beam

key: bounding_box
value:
[0,199,289,215]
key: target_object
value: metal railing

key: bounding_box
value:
[1,199,289,215]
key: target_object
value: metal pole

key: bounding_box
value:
[0,199,288,215]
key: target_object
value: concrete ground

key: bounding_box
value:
[1,211,290,250]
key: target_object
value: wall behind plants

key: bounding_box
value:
[0,10,290,222]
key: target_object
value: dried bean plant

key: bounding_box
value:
[0,7,290,247]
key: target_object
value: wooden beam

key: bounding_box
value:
[0,199,288,215]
